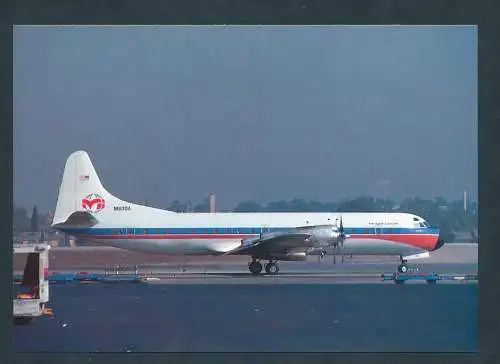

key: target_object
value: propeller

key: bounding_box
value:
[315,217,349,260]
[338,215,345,246]
[333,215,349,255]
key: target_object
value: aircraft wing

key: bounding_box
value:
[223,231,314,256]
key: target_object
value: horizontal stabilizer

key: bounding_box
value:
[52,211,99,228]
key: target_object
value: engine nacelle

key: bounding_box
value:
[271,252,307,261]
[298,225,340,247]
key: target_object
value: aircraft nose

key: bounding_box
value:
[431,236,446,251]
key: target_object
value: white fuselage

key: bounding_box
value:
[52,150,441,260]
[61,210,439,258]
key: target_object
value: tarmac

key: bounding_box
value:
[13,243,478,285]
[13,242,477,269]
[13,243,478,352]
[14,276,478,352]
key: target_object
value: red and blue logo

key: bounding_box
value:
[81,193,106,213]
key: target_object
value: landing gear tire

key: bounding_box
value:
[397,263,408,273]
[265,262,279,275]
[249,261,263,275]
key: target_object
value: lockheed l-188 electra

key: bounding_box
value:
[51,151,445,275]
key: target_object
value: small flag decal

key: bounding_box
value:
[79,175,89,182]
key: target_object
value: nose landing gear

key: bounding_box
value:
[396,258,420,274]
[397,260,408,273]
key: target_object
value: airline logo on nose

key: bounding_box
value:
[82,193,106,213]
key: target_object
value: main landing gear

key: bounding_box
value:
[248,258,279,275]
[265,261,279,274]
[248,261,262,275]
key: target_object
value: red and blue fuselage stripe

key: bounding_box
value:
[60,226,439,236]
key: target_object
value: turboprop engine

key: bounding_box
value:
[298,217,349,258]
[297,225,343,248]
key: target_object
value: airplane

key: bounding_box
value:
[51,151,445,275]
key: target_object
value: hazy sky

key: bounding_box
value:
[14,26,477,212]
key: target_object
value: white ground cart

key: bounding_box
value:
[13,243,52,325]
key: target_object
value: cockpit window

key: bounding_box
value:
[413,217,419,221]
[419,222,426,228]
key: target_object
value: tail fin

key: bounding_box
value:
[52,151,116,225]
[52,150,175,227]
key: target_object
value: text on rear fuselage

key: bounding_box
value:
[114,206,131,211]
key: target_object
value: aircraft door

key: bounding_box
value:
[260,225,270,237]
[368,223,376,235]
